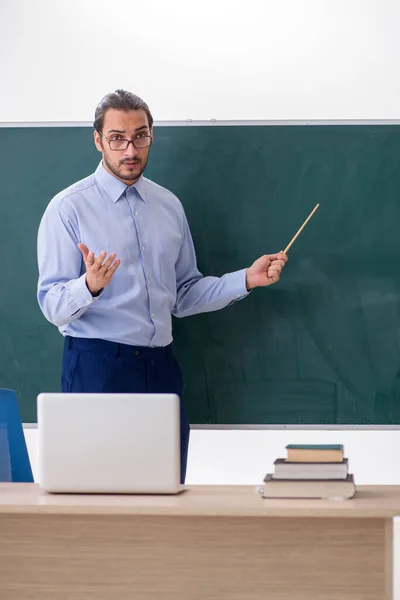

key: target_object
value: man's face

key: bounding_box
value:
[94,108,152,185]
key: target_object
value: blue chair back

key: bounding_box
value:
[0,389,34,482]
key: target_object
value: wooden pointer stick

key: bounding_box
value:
[284,203,320,254]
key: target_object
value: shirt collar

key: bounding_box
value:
[94,161,148,204]
[130,176,148,204]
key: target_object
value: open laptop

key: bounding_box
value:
[37,392,183,494]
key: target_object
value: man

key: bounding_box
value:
[37,89,287,483]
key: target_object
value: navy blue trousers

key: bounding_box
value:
[61,336,190,483]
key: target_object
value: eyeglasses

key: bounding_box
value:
[98,131,152,151]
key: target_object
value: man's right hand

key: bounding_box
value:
[78,243,121,296]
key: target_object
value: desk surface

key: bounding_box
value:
[1,483,400,518]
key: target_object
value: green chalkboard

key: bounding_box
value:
[1,124,400,424]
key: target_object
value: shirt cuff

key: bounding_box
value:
[68,274,102,309]
[223,268,250,301]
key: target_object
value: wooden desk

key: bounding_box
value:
[0,483,398,600]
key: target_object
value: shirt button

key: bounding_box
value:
[135,211,139,216]
[151,313,155,318]
[86,300,91,305]
[147,280,151,285]
[236,294,241,298]
[141,245,145,251]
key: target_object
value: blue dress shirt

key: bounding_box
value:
[37,162,249,347]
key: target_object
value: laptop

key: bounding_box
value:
[37,392,183,494]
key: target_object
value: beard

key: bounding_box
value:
[103,154,148,183]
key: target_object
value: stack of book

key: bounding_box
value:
[262,444,355,499]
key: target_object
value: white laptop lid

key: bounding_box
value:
[37,393,181,494]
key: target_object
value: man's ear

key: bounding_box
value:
[94,130,102,153]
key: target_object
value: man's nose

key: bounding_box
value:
[124,141,138,157]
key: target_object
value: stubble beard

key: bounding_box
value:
[103,154,148,184]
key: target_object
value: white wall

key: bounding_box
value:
[1,0,400,122]
[23,426,400,486]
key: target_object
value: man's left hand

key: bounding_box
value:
[246,252,288,290]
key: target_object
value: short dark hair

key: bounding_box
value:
[93,89,153,132]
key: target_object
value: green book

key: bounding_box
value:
[286,444,344,450]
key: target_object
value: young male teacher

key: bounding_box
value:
[37,89,287,483]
